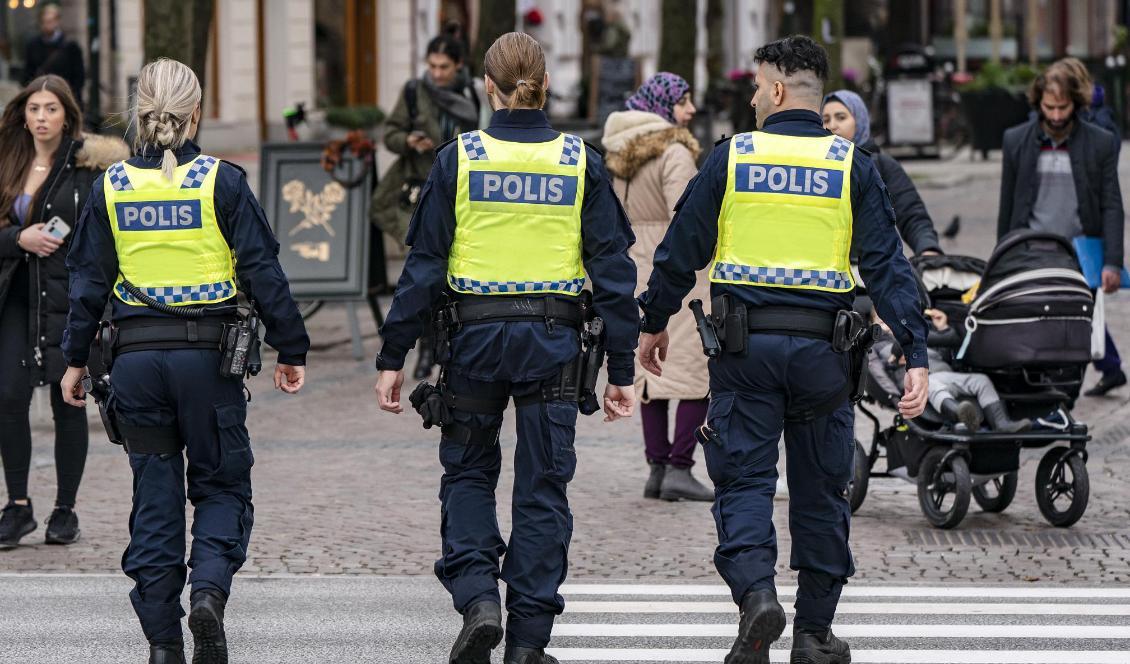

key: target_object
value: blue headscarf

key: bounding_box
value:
[823,89,871,145]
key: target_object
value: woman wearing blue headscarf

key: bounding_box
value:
[823,90,941,256]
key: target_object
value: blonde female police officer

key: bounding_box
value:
[60,59,309,664]
[639,37,929,664]
[375,33,638,664]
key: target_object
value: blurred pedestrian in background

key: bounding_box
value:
[822,89,941,258]
[999,64,1125,396]
[21,3,85,107]
[372,32,482,381]
[1048,57,1120,152]
[602,72,712,502]
[0,74,126,550]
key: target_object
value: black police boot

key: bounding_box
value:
[449,600,503,664]
[188,589,228,664]
[0,500,36,550]
[45,505,81,545]
[149,641,186,664]
[982,401,1032,434]
[939,398,982,432]
[790,627,851,664]
[659,466,714,502]
[644,461,666,499]
[503,643,560,664]
[413,345,436,380]
[725,589,787,664]
[1085,369,1127,396]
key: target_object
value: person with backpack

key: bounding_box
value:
[373,33,482,380]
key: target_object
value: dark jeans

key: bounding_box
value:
[640,399,708,468]
[0,291,88,507]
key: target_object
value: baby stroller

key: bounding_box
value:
[850,230,1093,529]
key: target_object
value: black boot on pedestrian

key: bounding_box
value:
[659,466,714,502]
[725,589,787,664]
[939,398,982,432]
[790,627,851,664]
[449,600,503,664]
[0,500,36,550]
[188,589,228,664]
[45,505,80,545]
[644,461,666,499]
[1085,369,1127,397]
[149,641,186,664]
[413,345,435,380]
[503,644,560,664]
[982,401,1031,434]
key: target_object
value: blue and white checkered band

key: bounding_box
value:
[116,280,236,305]
[825,136,851,161]
[734,133,755,155]
[181,155,218,189]
[107,163,133,192]
[711,263,853,290]
[559,134,583,166]
[448,275,586,295]
[461,131,488,161]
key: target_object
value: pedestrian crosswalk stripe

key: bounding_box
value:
[546,648,1130,663]
[561,583,1130,599]
[564,600,1130,615]
[552,623,1130,639]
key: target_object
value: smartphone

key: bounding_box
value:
[43,216,71,240]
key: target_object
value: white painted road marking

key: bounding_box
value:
[552,623,1130,639]
[560,583,1130,599]
[547,648,1130,663]
[564,600,1130,615]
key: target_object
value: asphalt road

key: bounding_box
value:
[3,575,1129,663]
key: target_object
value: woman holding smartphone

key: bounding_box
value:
[0,74,127,548]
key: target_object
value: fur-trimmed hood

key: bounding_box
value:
[601,110,700,181]
[75,132,131,171]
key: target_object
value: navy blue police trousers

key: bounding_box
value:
[703,334,855,631]
[434,368,579,650]
[110,349,253,644]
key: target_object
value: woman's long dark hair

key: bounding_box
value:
[0,75,84,228]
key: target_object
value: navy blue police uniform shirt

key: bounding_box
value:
[639,109,930,368]
[61,140,310,367]
[377,108,639,386]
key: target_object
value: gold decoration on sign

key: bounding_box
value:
[282,180,346,237]
[291,242,331,262]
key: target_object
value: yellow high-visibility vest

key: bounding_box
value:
[449,130,586,296]
[104,155,236,306]
[711,131,855,292]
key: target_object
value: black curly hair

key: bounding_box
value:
[753,35,830,82]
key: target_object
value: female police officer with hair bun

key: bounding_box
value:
[59,58,309,664]
[375,31,638,664]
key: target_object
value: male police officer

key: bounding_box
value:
[638,36,929,664]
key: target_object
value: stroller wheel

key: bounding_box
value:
[972,471,1018,513]
[917,447,971,529]
[848,439,870,514]
[1035,448,1089,528]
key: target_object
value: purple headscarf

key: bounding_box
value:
[625,72,690,124]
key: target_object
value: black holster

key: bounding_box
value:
[82,372,184,454]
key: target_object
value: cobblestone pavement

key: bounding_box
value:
[3,149,1130,589]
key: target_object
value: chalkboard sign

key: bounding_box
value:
[259,142,372,300]
[589,56,639,124]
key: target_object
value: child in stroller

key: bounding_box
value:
[868,308,1032,434]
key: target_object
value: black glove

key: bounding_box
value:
[409,381,451,429]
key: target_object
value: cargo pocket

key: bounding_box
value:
[214,401,254,483]
[814,404,853,482]
[545,401,579,484]
[703,392,738,487]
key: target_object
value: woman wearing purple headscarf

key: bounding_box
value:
[602,72,713,502]
[822,89,941,257]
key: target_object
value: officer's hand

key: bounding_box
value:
[17,223,64,258]
[1102,267,1121,294]
[639,331,669,377]
[899,367,929,419]
[375,369,405,414]
[603,384,635,422]
[274,363,305,394]
[61,366,88,408]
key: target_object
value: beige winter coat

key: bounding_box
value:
[602,110,709,402]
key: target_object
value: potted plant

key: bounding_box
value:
[958,62,1037,157]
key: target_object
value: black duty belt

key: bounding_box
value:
[114,318,230,354]
[446,295,583,329]
[746,306,837,341]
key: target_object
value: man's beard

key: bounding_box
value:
[1041,113,1074,133]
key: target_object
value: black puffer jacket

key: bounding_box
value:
[854,141,942,257]
[0,134,129,386]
